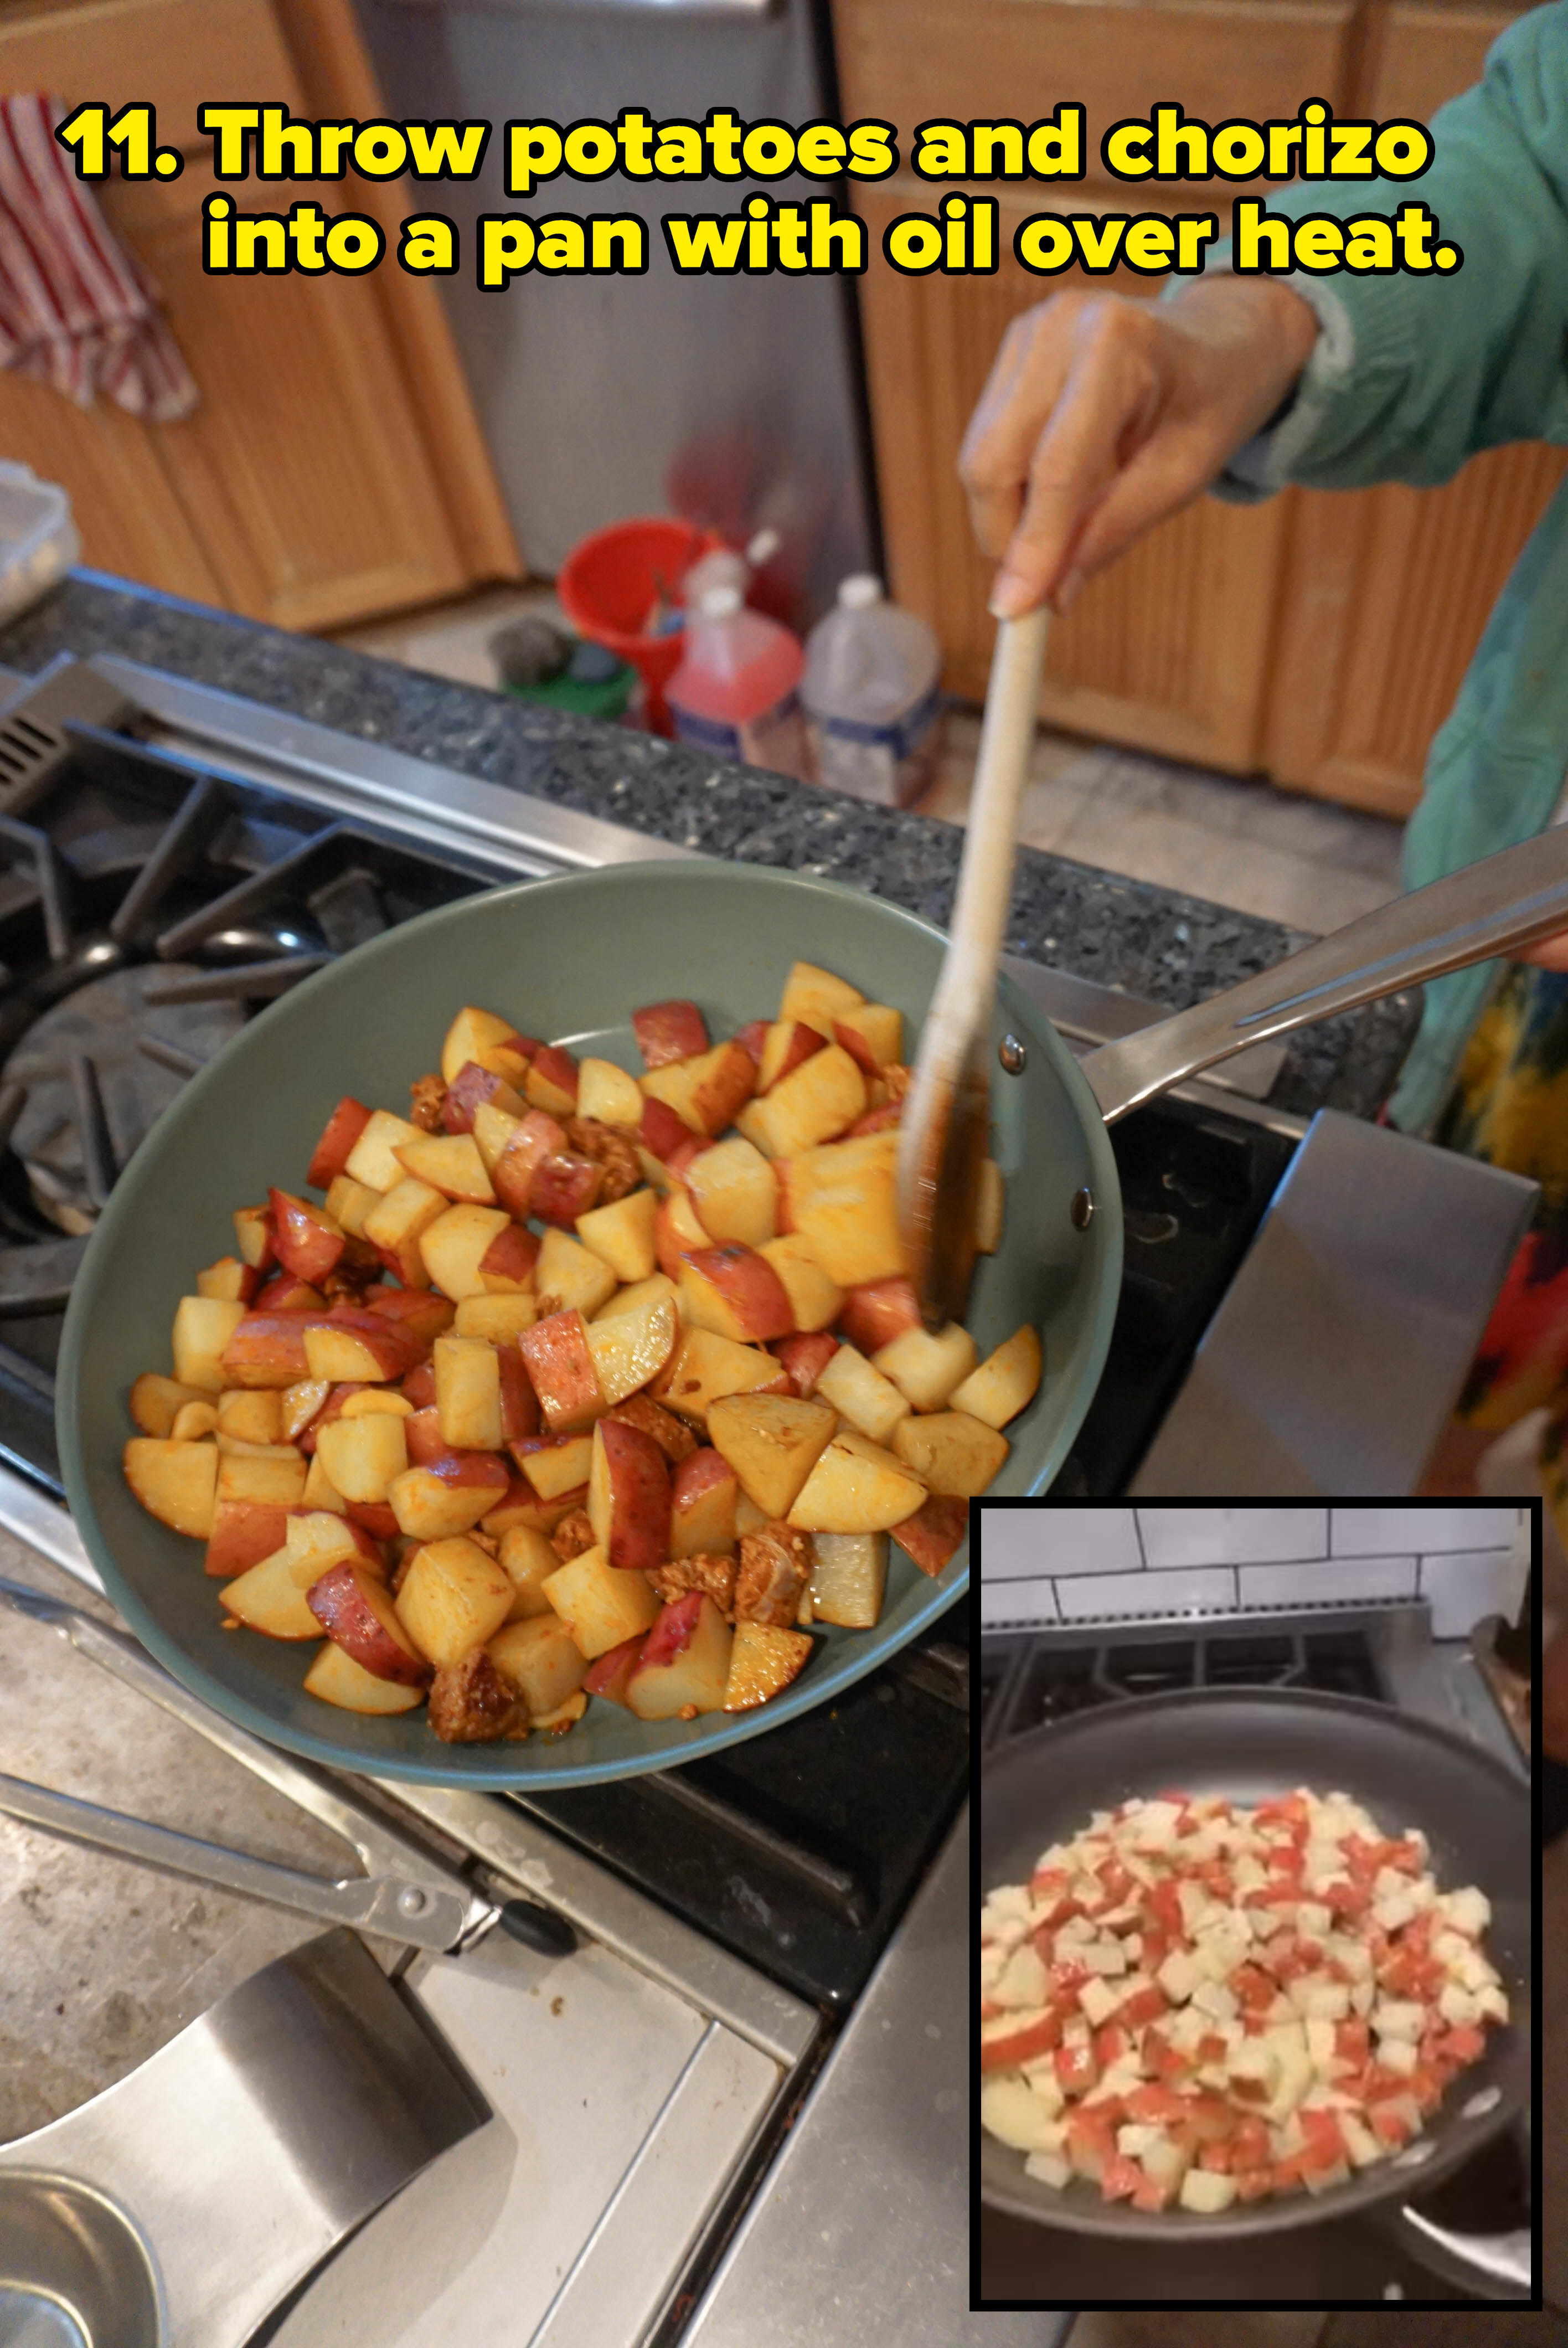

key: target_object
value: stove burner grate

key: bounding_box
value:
[987,1621,1388,1742]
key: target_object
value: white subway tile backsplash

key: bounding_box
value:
[981,1577,1058,1628]
[1136,1507,1327,1568]
[1237,1556,1417,1608]
[1330,1505,1517,1555]
[1419,1547,1524,1639]
[978,1506,1142,1581]
[1055,1565,1237,1620]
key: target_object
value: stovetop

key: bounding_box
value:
[979,1602,1533,2304]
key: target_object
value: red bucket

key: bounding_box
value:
[558,516,723,735]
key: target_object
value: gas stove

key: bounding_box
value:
[979,1599,1533,2305]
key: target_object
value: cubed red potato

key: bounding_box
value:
[576,1057,644,1128]
[781,1130,904,1286]
[639,1096,696,1161]
[387,1451,512,1539]
[582,1293,679,1406]
[129,1371,210,1438]
[404,1404,448,1463]
[771,1331,838,1397]
[343,1499,402,1541]
[889,1492,969,1577]
[740,1043,866,1158]
[171,1400,218,1439]
[733,1018,769,1069]
[481,1475,586,1538]
[497,1344,540,1442]
[221,1311,315,1390]
[492,1109,566,1219]
[316,1411,409,1505]
[669,1446,739,1556]
[367,1288,456,1348]
[303,1643,424,1715]
[173,1296,248,1391]
[343,1109,423,1193]
[525,1043,579,1117]
[847,1103,901,1136]
[204,1497,293,1578]
[216,1389,282,1446]
[651,1326,790,1426]
[360,1177,445,1289]
[432,1332,503,1451]
[838,1276,923,1355]
[479,1223,540,1294]
[530,1151,604,1228]
[633,998,709,1068]
[678,1244,795,1345]
[626,1592,734,1720]
[307,1096,373,1191]
[486,1615,587,1717]
[576,1187,659,1285]
[400,1358,439,1409]
[415,1204,514,1302]
[757,1019,826,1093]
[512,1431,595,1501]
[586,1418,671,1573]
[323,1174,383,1241]
[196,1256,259,1306]
[496,1524,560,1621]
[395,1535,514,1669]
[653,1187,710,1281]
[302,1310,423,1385]
[442,1059,526,1135]
[640,1039,756,1137]
[219,1546,324,1640]
[723,1621,814,1712]
[543,1539,662,1658]
[308,1558,431,1685]
[392,1132,496,1207]
[123,1436,219,1536]
[832,1005,903,1072]
[517,1307,604,1433]
[233,1203,277,1274]
[254,1271,325,1314]
[440,1005,535,1088]
[285,1506,385,1575]
[582,1631,648,1707]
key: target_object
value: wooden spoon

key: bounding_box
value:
[898,606,1050,1331]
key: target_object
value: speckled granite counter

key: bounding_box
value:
[0,570,1420,1119]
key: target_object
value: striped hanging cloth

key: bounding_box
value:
[0,93,197,420]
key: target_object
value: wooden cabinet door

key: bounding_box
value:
[838,0,1354,771]
[0,0,516,627]
[1263,0,1561,815]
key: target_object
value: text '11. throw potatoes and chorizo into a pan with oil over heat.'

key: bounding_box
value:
[121,964,1033,1744]
[981,1790,1509,2215]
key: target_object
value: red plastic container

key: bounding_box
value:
[558,516,723,735]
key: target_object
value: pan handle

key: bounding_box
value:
[1393,2212,1533,2297]
[1081,821,1568,1122]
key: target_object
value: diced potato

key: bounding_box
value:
[129,1371,209,1437]
[497,1525,560,1621]
[534,1226,619,1319]
[979,2077,1063,2154]
[722,1620,813,1711]
[303,1642,424,1714]
[453,1293,538,1342]
[577,1056,644,1127]
[362,1178,447,1287]
[685,1135,777,1248]
[891,1410,1008,1496]
[707,1393,837,1520]
[171,1400,219,1440]
[216,1389,283,1445]
[542,1542,661,1659]
[652,1326,786,1426]
[782,1129,904,1286]
[441,1006,529,1088]
[948,1324,1041,1429]
[738,1043,865,1159]
[123,1436,219,1537]
[779,958,864,1032]
[787,1430,926,1533]
[172,1296,246,1392]
[758,1234,843,1333]
[833,1002,902,1067]
[344,1108,423,1193]
[396,1535,514,1667]
[871,1322,977,1414]
[639,1040,755,1137]
[575,1188,659,1284]
[591,1271,680,1323]
[393,1131,496,1204]
[316,1413,408,1505]
[815,1341,909,1445]
[421,1204,515,1303]
[487,1614,587,1716]
[432,1333,504,1450]
[809,1529,888,1628]
[1179,2170,1238,2214]
[583,1294,679,1407]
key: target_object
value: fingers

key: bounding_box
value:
[960,307,1074,567]
[1062,415,1234,586]
[1517,931,1568,973]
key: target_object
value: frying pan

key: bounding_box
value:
[55,838,1568,1785]
[979,1690,1531,2242]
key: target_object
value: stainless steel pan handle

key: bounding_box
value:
[1082,822,1568,1122]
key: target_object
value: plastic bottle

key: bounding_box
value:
[680,526,781,615]
[666,584,808,779]
[801,574,943,808]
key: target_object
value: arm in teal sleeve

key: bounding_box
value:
[1212,0,1568,492]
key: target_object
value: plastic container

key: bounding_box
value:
[802,574,943,807]
[680,526,781,615]
[557,516,721,735]
[666,585,809,779]
[0,464,77,626]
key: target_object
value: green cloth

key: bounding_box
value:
[1200,1,1568,1130]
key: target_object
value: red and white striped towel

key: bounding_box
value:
[0,94,197,421]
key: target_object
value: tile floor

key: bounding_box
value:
[333,589,1408,936]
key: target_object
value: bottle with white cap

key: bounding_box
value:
[666,581,808,780]
[801,573,944,807]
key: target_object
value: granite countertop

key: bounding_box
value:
[0,571,1420,1119]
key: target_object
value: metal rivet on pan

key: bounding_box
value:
[398,1886,430,1917]
[999,1033,1027,1074]
[1462,2086,1501,2118]
[1070,1186,1094,1231]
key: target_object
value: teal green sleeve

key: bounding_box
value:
[1218,0,1568,490]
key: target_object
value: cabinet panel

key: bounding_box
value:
[0,0,305,144]
[855,181,1290,768]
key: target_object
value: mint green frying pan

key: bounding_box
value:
[57,863,1120,1787]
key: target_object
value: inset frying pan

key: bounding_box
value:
[979,1689,1531,2240]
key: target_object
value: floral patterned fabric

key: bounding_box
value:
[1441,962,1568,1544]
